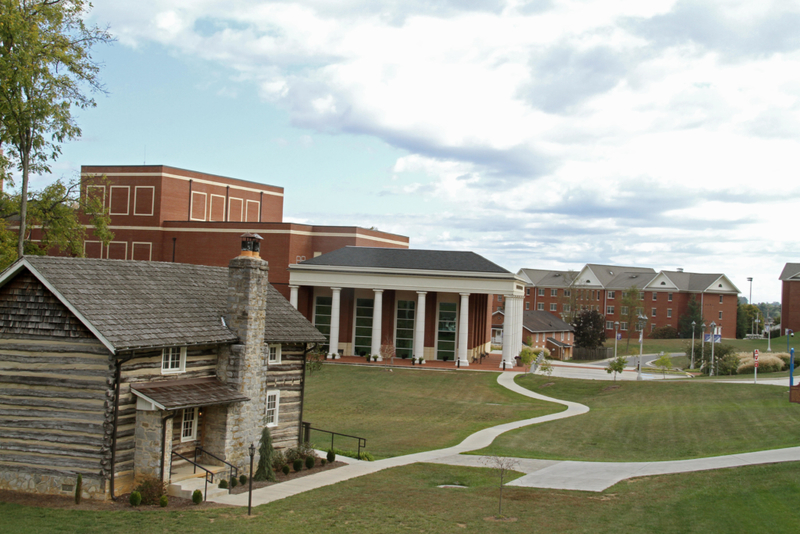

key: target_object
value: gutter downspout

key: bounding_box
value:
[298,343,311,445]
[110,352,135,501]
[160,412,177,484]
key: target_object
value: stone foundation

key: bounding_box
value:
[133,409,170,484]
[0,469,107,500]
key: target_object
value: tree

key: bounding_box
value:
[678,295,703,339]
[0,175,112,270]
[483,456,519,519]
[653,353,673,378]
[606,354,626,381]
[253,426,276,482]
[0,0,112,257]
[619,285,646,352]
[737,303,759,338]
[572,309,606,349]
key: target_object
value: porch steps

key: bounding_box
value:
[168,460,230,501]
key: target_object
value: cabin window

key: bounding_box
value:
[162,347,186,374]
[266,390,280,427]
[268,344,281,364]
[181,407,198,442]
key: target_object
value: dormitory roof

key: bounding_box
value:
[0,256,324,353]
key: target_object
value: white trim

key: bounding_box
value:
[106,241,128,260]
[268,343,282,364]
[209,194,226,222]
[109,186,130,215]
[265,390,280,427]
[228,197,243,222]
[131,242,153,261]
[0,259,117,354]
[133,186,155,216]
[131,389,165,411]
[82,171,284,197]
[245,199,260,222]
[83,240,103,258]
[161,346,187,374]
[181,407,198,442]
[190,191,207,221]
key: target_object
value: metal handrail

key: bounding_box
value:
[194,446,238,494]
[171,450,212,501]
[302,422,367,457]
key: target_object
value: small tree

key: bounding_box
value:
[572,310,606,349]
[538,359,554,376]
[518,346,535,371]
[379,342,396,364]
[606,355,626,381]
[678,295,703,339]
[484,456,519,519]
[653,353,673,378]
[620,285,646,352]
[253,426,276,482]
[74,473,82,504]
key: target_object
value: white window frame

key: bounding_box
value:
[550,303,557,312]
[607,306,614,315]
[133,186,155,216]
[550,288,558,297]
[265,390,280,427]
[132,242,153,261]
[564,289,571,297]
[606,321,613,330]
[608,291,615,299]
[719,295,724,304]
[525,302,530,310]
[109,185,130,215]
[245,199,261,222]
[209,194,226,221]
[537,302,544,311]
[538,288,545,297]
[652,308,657,317]
[106,240,128,260]
[181,407,198,442]
[190,191,207,221]
[526,288,530,296]
[668,293,673,302]
[620,322,628,331]
[719,311,723,320]
[667,308,672,318]
[652,292,658,301]
[268,344,282,364]
[161,346,187,374]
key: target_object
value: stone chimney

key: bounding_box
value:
[209,234,269,468]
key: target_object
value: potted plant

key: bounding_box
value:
[419,357,426,365]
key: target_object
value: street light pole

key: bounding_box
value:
[614,321,619,361]
[691,321,696,369]
[747,277,753,335]
[637,314,646,381]
[248,443,255,516]
[710,321,717,376]
[767,317,773,352]
[701,322,706,369]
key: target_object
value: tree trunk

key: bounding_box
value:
[17,143,29,258]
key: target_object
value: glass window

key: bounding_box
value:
[564,289,571,297]
[525,302,530,310]
[667,309,672,318]
[639,291,645,300]
[621,306,628,315]
[620,322,628,331]
[719,311,723,320]
[162,347,186,374]
[652,308,657,317]
[436,302,457,361]
[526,288,530,296]
[395,300,416,359]
[607,306,614,315]
[608,291,615,299]
[719,295,724,304]
[563,304,570,312]
[537,302,544,311]
[606,321,613,329]
[538,288,545,297]
[551,289,558,297]
[314,296,333,352]
[266,391,280,427]
[652,292,658,301]
[268,344,281,364]
[354,298,374,357]
[181,407,197,442]
[550,303,557,311]
[668,293,673,302]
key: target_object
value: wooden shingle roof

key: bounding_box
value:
[1,256,323,353]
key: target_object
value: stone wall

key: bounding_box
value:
[0,470,106,500]
[133,409,168,483]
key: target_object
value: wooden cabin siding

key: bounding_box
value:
[266,343,306,449]
[0,338,114,498]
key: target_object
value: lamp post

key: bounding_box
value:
[766,317,773,352]
[614,321,619,360]
[691,321,696,369]
[637,314,646,381]
[787,329,793,354]
[248,443,255,516]
[701,321,706,369]
[710,321,716,376]
[747,277,753,335]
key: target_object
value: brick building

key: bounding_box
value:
[75,165,409,299]
[493,264,739,339]
[780,263,800,336]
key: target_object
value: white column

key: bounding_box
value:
[457,293,470,367]
[371,289,383,360]
[289,285,299,309]
[516,295,524,358]
[501,295,513,368]
[414,291,427,363]
[329,288,341,359]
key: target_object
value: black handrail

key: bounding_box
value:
[302,422,367,457]
[171,450,212,501]
[194,446,238,494]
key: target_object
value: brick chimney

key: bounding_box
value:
[209,234,269,468]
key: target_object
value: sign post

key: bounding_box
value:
[753,349,759,384]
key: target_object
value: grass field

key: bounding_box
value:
[613,335,795,357]
[475,374,800,461]
[4,462,800,533]
[303,365,561,458]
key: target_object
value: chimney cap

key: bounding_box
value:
[240,233,263,255]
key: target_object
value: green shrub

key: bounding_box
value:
[320,458,327,467]
[650,325,679,339]
[254,426,277,482]
[229,476,238,488]
[192,489,202,505]
[687,342,737,375]
[357,451,375,461]
[717,353,740,376]
[129,491,142,507]
[75,473,82,505]
[218,479,228,489]
[305,456,315,469]
[293,458,303,472]
[327,449,336,463]
[239,474,247,486]
[282,464,290,475]
[159,495,168,508]
[133,475,167,505]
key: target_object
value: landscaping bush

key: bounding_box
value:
[717,353,740,376]
[687,342,737,375]
[133,475,167,505]
[327,448,336,463]
[239,474,247,486]
[218,479,228,489]
[357,451,375,461]
[282,464,290,475]
[776,353,797,370]
[320,458,327,467]
[650,325,679,339]
[254,426,276,482]
[159,495,168,508]
[229,476,238,488]
[129,491,142,507]
[272,449,286,474]
[293,458,303,472]
[192,489,202,505]
[737,352,786,374]
[305,455,315,469]
[75,473,82,505]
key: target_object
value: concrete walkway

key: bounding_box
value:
[208,371,800,504]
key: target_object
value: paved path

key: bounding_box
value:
[208,371,800,504]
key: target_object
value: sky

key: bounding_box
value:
[24,0,800,303]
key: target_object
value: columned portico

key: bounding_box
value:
[457,293,470,366]
[289,285,299,308]
[371,289,383,359]
[329,287,341,358]
[415,291,427,363]
[501,295,514,367]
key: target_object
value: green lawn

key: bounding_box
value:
[4,462,800,533]
[474,374,800,461]
[303,365,561,458]
[614,335,796,357]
